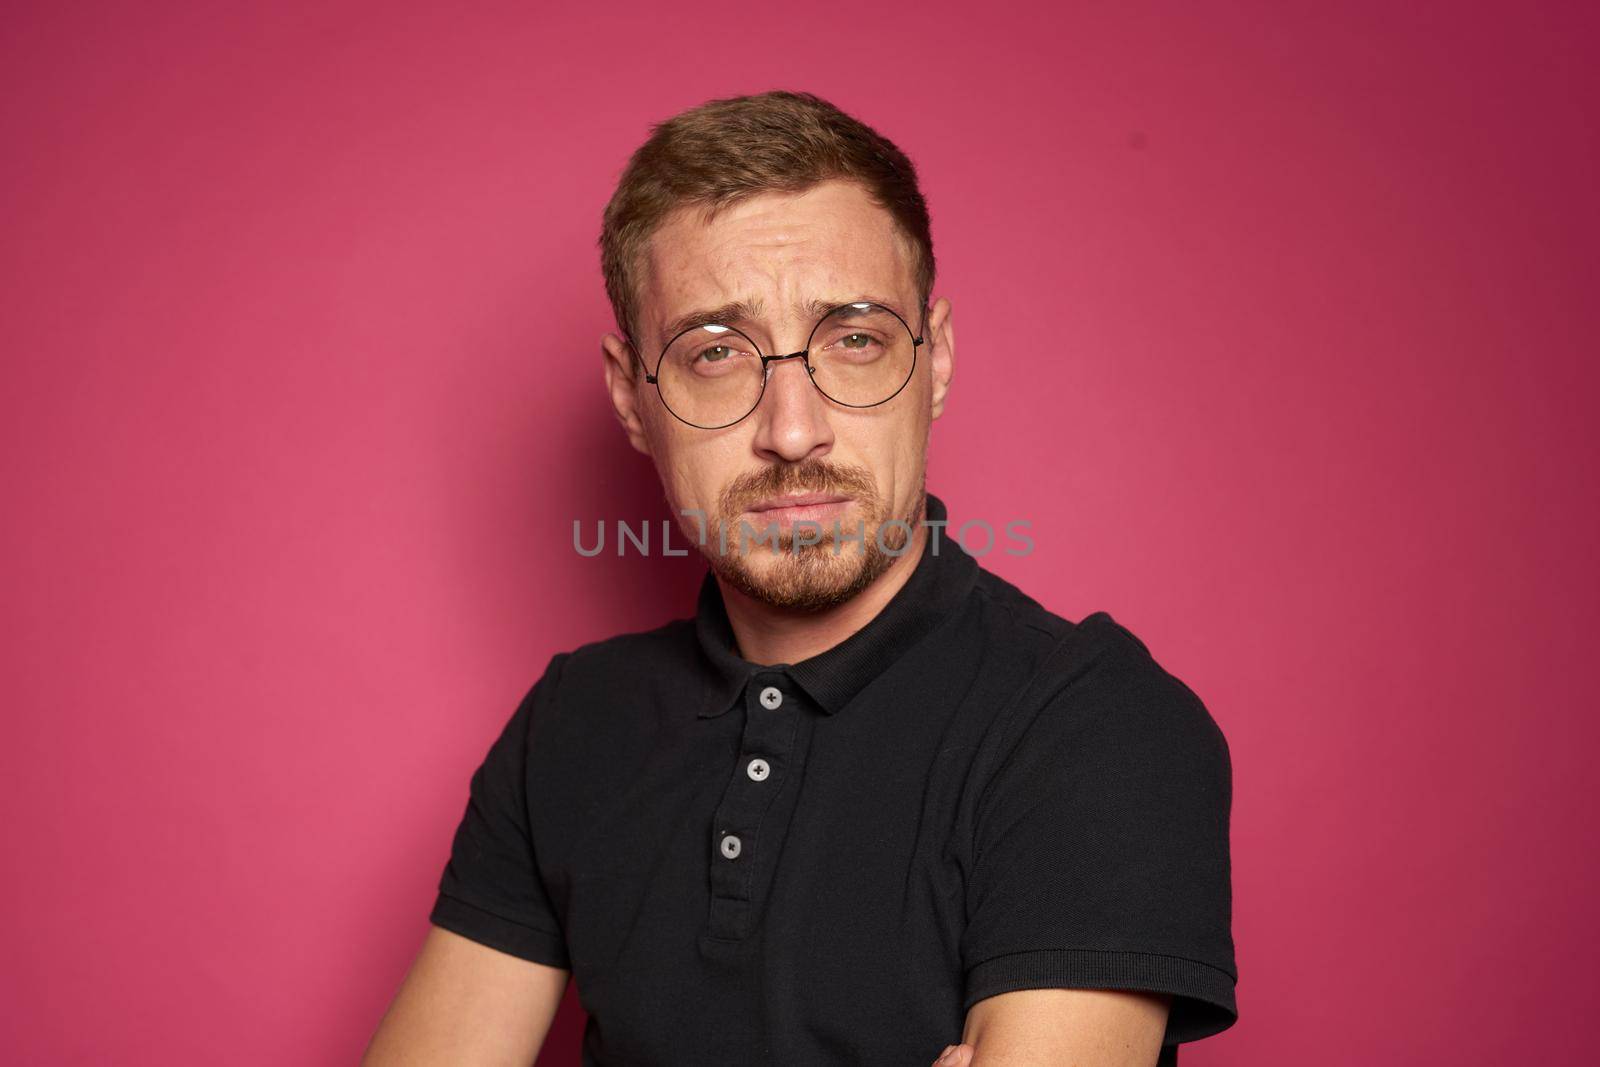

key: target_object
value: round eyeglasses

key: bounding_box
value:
[626,300,927,429]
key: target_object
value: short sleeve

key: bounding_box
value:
[428,652,572,969]
[961,620,1237,1047]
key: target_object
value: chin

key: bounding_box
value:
[710,538,893,612]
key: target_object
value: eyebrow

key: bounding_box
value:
[656,295,910,349]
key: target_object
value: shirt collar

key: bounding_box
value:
[693,492,978,718]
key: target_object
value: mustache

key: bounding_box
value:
[720,459,878,515]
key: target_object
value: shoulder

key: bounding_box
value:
[966,562,1078,646]
[555,615,699,685]
[956,562,1223,741]
[1041,612,1233,814]
[1057,612,1229,757]
[962,563,1216,735]
[514,616,701,737]
[972,602,1231,803]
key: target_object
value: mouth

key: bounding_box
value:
[741,492,855,525]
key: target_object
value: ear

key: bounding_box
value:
[925,296,955,421]
[601,332,654,456]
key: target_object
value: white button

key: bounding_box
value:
[759,686,783,709]
[720,833,742,859]
[746,757,770,781]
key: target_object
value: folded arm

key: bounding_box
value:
[361,925,569,1066]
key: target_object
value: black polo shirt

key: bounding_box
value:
[429,492,1237,1065]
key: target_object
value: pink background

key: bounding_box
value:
[3,2,1595,1063]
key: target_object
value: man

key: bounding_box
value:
[364,90,1236,1066]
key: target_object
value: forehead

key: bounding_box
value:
[639,179,916,343]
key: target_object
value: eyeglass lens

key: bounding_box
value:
[655,302,917,428]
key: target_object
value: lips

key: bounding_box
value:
[745,492,853,513]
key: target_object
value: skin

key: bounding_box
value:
[936,988,1172,1066]
[364,177,1172,1065]
[361,927,567,1065]
[601,177,955,664]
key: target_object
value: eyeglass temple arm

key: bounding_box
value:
[621,335,659,384]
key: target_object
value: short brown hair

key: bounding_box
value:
[599,90,936,358]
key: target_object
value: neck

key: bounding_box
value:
[717,521,929,666]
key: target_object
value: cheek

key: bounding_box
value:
[866,383,929,447]
[875,405,933,497]
[655,434,749,512]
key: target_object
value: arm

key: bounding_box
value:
[361,925,569,1066]
[369,654,576,1063]
[959,988,1170,1065]
[929,989,1169,1067]
[951,624,1238,1063]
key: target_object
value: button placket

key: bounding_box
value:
[704,673,802,940]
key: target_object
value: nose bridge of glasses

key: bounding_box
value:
[759,349,819,412]
[762,348,813,373]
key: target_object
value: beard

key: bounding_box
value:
[698,458,924,612]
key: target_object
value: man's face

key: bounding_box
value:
[602,178,954,611]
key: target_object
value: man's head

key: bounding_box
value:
[599,90,955,611]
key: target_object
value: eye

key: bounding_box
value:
[697,345,735,363]
[826,331,885,358]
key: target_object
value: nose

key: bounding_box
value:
[748,348,833,464]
